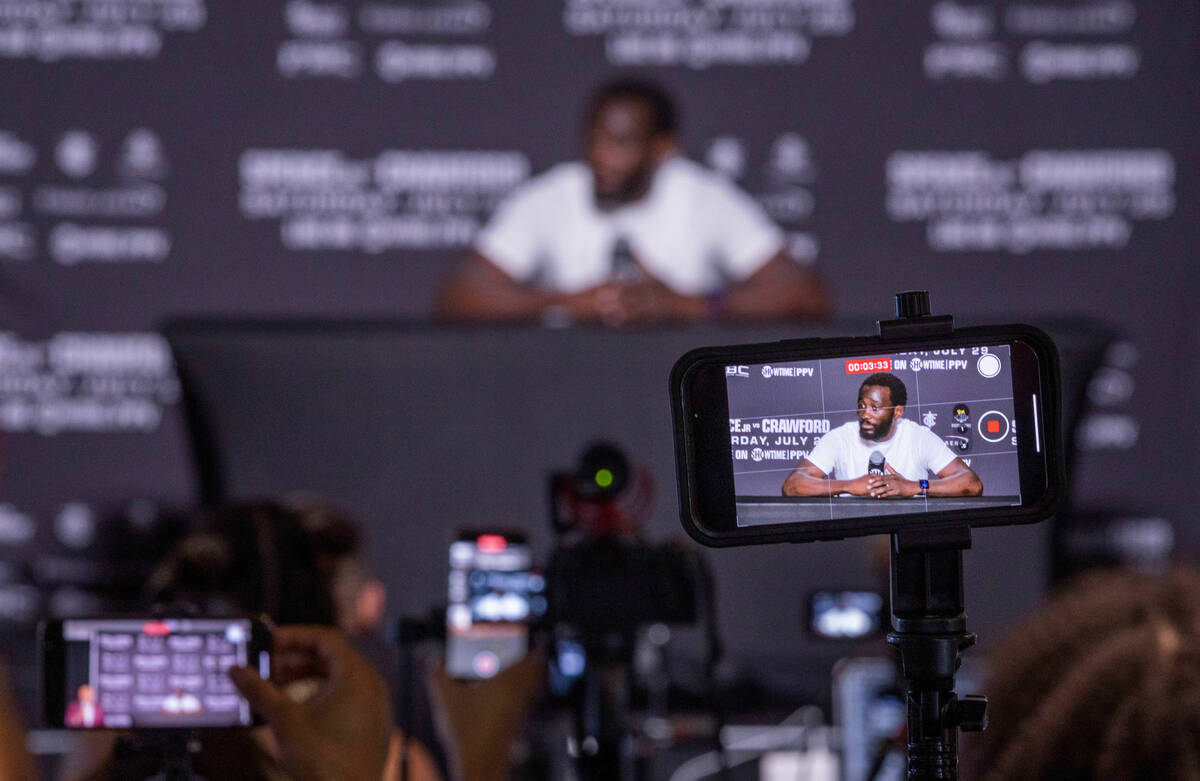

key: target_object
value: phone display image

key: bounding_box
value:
[47,618,266,729]
[725,343,1035,527]
[446,533,546,680]
[672,322,1062,545]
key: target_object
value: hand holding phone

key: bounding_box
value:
[228,626,392,781]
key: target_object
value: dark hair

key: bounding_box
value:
[860,373,907,407]
[585,78,677,136]
[967,567,1200,781]
[145,500,338,627]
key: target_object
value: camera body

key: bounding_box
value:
[547,536,698,637]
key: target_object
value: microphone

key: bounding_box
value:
[610,236,643,284]
[868,450,886,476]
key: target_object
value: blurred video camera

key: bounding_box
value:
[546,442,700,637]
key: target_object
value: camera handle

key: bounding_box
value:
[878,291,987,780]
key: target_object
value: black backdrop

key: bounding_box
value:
[0,0,1197,730]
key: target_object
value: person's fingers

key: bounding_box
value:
[273,626,349,679]
[228,665,299,728]
[271,648,324,686]
[885,462,900,475]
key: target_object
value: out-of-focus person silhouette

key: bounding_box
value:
[59,500,440,781]
[965,566,1200,781]
[286,496,389,643]
[437,77,829,325]
[287,495,450,779]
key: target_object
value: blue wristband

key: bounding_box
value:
[919,479,930,496]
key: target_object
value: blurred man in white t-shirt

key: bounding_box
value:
[782,373,982,498]
[436,79,829,325]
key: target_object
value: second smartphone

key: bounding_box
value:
[445,531,546,679]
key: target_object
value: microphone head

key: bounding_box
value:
[869,450,885,466]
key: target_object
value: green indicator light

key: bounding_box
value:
[595,469,614,488]
[693,413,699,418]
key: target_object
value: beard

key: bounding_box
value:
[593,165,655,210]
[859,413,895,442]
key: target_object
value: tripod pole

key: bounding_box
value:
[887,527,988,781]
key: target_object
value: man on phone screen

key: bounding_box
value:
[65,684,105,727]
[782,373,982,498]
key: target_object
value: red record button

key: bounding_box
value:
[476,534,507,553]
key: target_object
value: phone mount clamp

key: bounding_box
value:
[879,291,988,781]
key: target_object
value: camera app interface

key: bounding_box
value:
[446,535,547,679]
[61,618,260,728]
[726,344,1030,526]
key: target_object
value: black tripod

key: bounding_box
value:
[879,292,987,780]
[888,527,987,780]
[569,633,642,781]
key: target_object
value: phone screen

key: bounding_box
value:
[445,533,546,679]
[55,618,267,728]
[721,341,1041,528]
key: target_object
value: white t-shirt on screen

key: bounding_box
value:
[806,418,958,485]
[474,157,784,295]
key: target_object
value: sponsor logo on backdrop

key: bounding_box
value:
[0,0,206,61]
[705,131,820,265]
[0,505,36,546]
[0,131,36,260]
[563,0,854,68]
[1078,340,1139,452]
[0,584,39,622]
[277,0,497,81]
[925,1,1139,82]
[0,127,173,264]
[239,147,529,252]
[54,503,96,550]
[0,332,178,435]
[886,149,1174,253]
[0,132,35,174]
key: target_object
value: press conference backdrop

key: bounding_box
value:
[0,0,1197,715]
